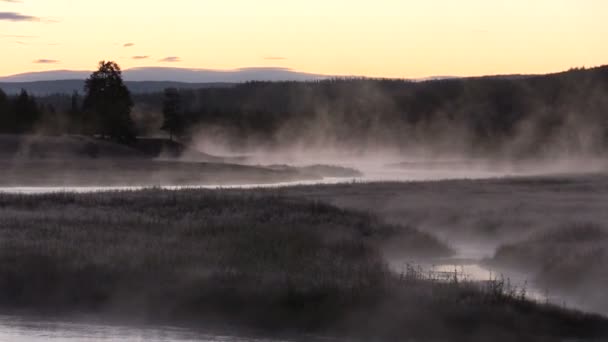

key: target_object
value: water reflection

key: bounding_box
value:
[388,258,572,311]
[0,167,514,194]
[0,315,291,342]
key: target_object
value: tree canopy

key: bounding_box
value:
[0,89,40,134]
[83,61,135,143]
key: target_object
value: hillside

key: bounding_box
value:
[0,80,233,96]
[128,65,608,158]
[0,66,327,85]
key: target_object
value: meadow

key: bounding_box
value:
[0,186,607,341]
[275,175,608,252]
[491,222,608,314]
[270,175,608,317]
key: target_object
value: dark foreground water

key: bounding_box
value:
[0,314,299,342]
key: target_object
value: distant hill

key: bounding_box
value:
[0,67,328,83]
[0,80,234,95]
[0,66,330,94]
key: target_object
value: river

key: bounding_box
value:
[0,165,601,340]
[0,164,529,194]
[0,314,299,342]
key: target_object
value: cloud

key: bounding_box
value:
[159,56,181,62]
[264,56,287,60]
[12,40,59,46]
[33,59,59,64]
[132,55,149,60]
[0,11,40,22]
[1,34,36,38]
[1,0,23,3]
[123,42,135,47]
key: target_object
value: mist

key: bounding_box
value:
[2,65,608,341]
[174,70,608,179]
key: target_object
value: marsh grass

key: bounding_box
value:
[0,190,394,306]
[492,222,608,315]
[0,188,606,340]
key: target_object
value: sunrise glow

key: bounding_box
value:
[1,0,607,78]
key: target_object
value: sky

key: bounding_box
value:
[1,0,607,78]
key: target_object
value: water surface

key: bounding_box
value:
[0,315,294,342]
[0,166,518,194]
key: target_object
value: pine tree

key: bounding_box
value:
[83,61,135,143]
[161,88,185,141]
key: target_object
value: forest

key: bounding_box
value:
[1,65,607,159]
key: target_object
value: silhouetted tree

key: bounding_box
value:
[68,90,82,133]
[0,89,6,108]
[12,89,40,133]
[0,88,8,132]
[83,61,135,143]
[161,87,185,141]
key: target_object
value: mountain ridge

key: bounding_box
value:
[0,67,329,83]
[0,66,333,94]
[0,80,234,95]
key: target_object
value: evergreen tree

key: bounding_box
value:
[161,87,185,141]
[0,88,8,133]
[12,89,40,133]
[68,90,81,133]
[83,61,135,143]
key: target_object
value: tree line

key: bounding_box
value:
[134,66,608,157]
[1,62,608,157]
[0,61,181,144]
[0,88,43,134]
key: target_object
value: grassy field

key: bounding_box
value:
[0,188,607,341]
[491,222,608,315]
[0,190,440,310]
[273,175,608,250]
[266,175,608,317]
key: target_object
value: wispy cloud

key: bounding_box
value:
[123,42,135,47]
[0,11,40,22]
[1,34,37,38]
[1,0,23,3]
[264,56,287,60]
[11,40,59,46]
[33,59,59,64]
[41,17,60,23]
[159,56,181,63]
[132,55,149,60]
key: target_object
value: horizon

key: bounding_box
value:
[2,0,608,79]
[1,64,604,84]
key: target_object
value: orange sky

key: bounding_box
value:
[1,0,607,78]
